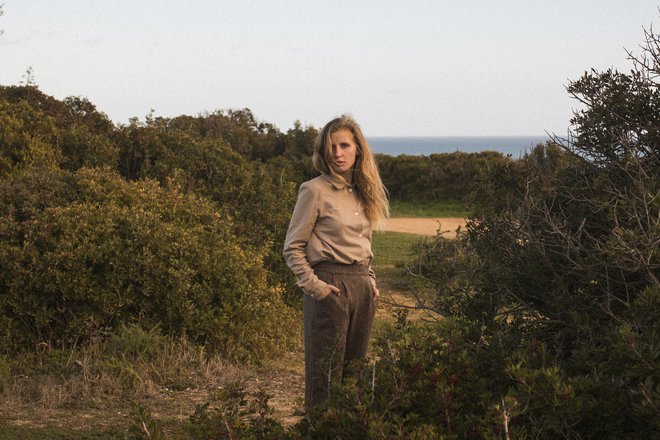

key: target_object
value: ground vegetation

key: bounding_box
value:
[1,20,658,439]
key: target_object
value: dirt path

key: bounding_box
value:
[385,217,466,238]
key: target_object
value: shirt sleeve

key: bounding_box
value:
[283,182,329,298]
[369,266,378,291]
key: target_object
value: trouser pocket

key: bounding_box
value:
[303,268,375,409]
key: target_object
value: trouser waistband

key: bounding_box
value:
[313,261,369,275]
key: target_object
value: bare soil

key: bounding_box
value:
[385,217,466,238]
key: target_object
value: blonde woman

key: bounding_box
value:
[283,114,389,409]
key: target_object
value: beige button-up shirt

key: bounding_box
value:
[283,174,377,298]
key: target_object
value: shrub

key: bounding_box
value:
[296,318,504,440]
[294,21,660,439]
[185,383,287,440]
[0,86,118,174]
[0,98,61,176]
[115,121,301,301]
[378,150,512,204]
[0,167,297,361]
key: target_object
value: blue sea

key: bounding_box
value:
[368,136,549,157]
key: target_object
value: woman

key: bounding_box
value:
[283,114,389,409]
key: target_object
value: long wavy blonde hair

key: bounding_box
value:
[313,114,389,229]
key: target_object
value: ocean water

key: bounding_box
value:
[368,136,549,157]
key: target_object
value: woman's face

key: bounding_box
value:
[329,129,359,182]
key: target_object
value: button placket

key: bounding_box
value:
[347,184,365,239]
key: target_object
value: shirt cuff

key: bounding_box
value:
[369,266,377,290]
[300,279,330,300]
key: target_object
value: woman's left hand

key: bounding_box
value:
[372,287,380,301]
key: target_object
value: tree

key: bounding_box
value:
[301,21,659,439]
[421,22,660,437]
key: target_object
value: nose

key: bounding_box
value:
[333,146,342,158]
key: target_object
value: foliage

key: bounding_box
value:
[295,317,501,440]
[167,108,284,161]
[402,25,660,438]
[183,383,287,440]
[0,167,297,360]
[0,87,118,175]
[114,117,300,300]
[287,22,660,439]
[0,97,61,175]
[126,381,293,440]
[0,83,311,358]
[378,150,515,203]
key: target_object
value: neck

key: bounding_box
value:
[340,170,354,185]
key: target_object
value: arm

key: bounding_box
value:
[283,183,331,299]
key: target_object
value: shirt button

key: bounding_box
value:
[359,233,363,237]
[354,212,359,215]
[348,188,353,192]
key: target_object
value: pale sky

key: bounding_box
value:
[1,1,657,136]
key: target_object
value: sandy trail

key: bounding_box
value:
[385,217,466,238]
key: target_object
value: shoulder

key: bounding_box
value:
[299,175,329,193]
[294,176,325,206]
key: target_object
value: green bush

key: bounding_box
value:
[292,23,660,439]
[0,86,117,175]
[0,167,297,361]
[296,318,503,440]
[114,119,301,301]
[185,383,287,440]
[378,150,514,204]
[0,98,61,176]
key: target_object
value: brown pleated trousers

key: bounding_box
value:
[303,262,377,409]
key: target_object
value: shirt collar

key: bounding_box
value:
[322,173,354,190]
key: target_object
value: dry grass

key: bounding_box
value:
[4,332,235,405]
[1,218,446,436]
[0,326,259,436]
